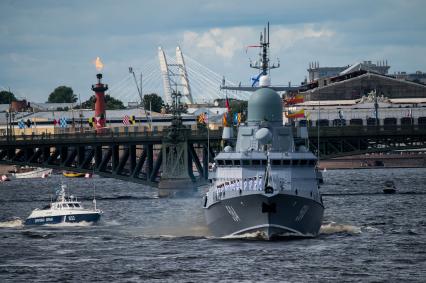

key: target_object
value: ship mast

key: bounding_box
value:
[221,22,300,92]
[249,22,280,76]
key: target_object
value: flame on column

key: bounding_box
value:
[94,57,104,71]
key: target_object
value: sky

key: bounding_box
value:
[1,0,425,103]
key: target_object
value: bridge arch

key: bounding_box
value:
[350,118,363,126]
[332,119,346,126]
[418,117,426,128]
[367,118,378,126]
[316,119,330,127]
[401,117,414,126]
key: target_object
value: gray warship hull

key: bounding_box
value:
[204,193,324,239]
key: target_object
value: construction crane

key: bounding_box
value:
[128,67,152,130]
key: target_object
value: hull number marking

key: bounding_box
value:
[225,205,241,222]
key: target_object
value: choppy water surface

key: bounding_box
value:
[1,168,425,282]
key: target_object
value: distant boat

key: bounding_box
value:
[11,168,52,179]
[383,180,396,194]
[25,184,102,226]
[1,175,10,182]
[63,171,85,178]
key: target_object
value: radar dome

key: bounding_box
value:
[224,145,233,152]
[247,87,283,123]
[259,75,270,87]
[255,128,272,144]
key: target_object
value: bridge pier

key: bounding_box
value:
[146,144,153,179]
[158,140,195,190]
[130,145,136,174]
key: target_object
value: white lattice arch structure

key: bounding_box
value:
[158,46,173,105]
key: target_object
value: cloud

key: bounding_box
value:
[183,27,249,59]
[183,25,334,60]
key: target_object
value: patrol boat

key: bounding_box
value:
[25,184,102,225]
[203,24,324,239]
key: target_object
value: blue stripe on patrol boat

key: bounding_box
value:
[25,213,101,226]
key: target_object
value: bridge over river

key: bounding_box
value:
[0,124,425,186]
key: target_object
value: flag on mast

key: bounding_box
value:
[284,94,304,106]
[225,92,230,112]
[285,109,305,119]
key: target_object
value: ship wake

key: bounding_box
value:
[0,218,23,228]
[320,222,362,235]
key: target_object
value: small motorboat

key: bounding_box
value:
[383,180,397,194]
[25,184,102,225]
[63,171,85,178]
[1,174,10,182]
[11,167,52,179]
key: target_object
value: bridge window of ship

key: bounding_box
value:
[75,203,80,207]
[217,160,224,166]
[234,160,241,166]
[282,160,291,166]
[224,160,233,166]
[252,160,260,165]
[242,160,250,166]
[271,159,281,166]
[308,160,316,166]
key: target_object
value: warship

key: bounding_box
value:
[203,24,324,239]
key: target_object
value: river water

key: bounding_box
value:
[0,168,425,282]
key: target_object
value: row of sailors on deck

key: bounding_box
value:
[215,176,264,193]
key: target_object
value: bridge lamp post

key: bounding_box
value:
[5,112,9,140]
[374,89,379,126]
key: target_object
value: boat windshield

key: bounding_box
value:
[42,204,51,210]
